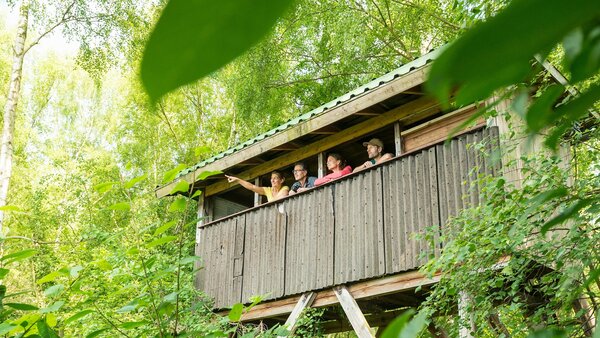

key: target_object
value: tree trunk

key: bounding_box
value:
[0,0,30,232]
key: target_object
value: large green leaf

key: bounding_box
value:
[86,328,110,338]
[124,174,148,189]
[426,0,600,106]
[40,301,65,313]
[64,309,95,325]
[5,303,38,311]
[161,164,187,184]
[43,284,64,298]
[228,303,243,322]
[1,249,37,265]
[146,235,178,248]
[169,179,190,195]
[107,202,131,211]
[168,197,187,212]
[0,323,16,335]
[153,220,177,236]
[141,0,296,101]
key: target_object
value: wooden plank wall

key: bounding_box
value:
[284,186,335,295]
[334,168,386,284]
[198,127,500,309]
[197,215,244,308]
[242,204,287,302]
[383,147,440,274]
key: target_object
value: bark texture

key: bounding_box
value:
[0,0,30,231]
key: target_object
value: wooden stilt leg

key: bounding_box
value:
[572,297,596,337]
[487,313,511,337]
[334,285,374,338]
[427,320,450,338]
[277,292,316,337]
[458,292,475,338]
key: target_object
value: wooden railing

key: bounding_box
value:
[196,127,500,309]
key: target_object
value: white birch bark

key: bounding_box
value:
[0,0,30,232]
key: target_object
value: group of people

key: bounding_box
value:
[225,138,393,202]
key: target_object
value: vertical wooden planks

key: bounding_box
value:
[242,204,287,302]
[334,168,385,284]
[284,186,335,295]
[197,215,243,308]
[383,148,440,274]
[196,127,502,308]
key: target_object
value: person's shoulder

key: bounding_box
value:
[307,176,317,183]
[281,186,290,191]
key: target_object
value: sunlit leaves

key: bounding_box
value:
[141,0,296,101]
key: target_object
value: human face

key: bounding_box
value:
[271,173,284,188]
[292,165,307,181]
[367,144,381,159]
[326,156,340,171]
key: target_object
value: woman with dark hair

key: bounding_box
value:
[225,171,289,202]
[314,153,352,186]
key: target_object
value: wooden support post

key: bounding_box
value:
[572,297,595,337]
[333,285,373,338]
[487,313,511,338]
[318,152,326,178]
[194,189,207,290]
[427,321,450,338]
[254,177,262,206]
[394,121,403,156]
[458,291,475,338]
[277,292,316,337]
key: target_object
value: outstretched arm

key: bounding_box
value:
[225,175,266,195]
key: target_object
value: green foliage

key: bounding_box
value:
[141,0,296,101]
[420,129,600,336]
[294,307,324,337]
[381,310,429,338]
[427,0,600,150]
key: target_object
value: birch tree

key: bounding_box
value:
[0,0,151,231]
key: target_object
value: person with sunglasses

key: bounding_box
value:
[289,162,317,195]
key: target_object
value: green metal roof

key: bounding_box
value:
[175,48,443,178]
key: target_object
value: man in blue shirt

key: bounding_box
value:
[289,162,317,195]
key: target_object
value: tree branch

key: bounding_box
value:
[24,0,77,54]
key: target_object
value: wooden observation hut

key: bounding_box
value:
[156,49,585,336]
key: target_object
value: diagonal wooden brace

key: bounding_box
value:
[278,292,316,337]
[334,285,374,338]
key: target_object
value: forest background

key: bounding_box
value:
[0,0,598,336]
